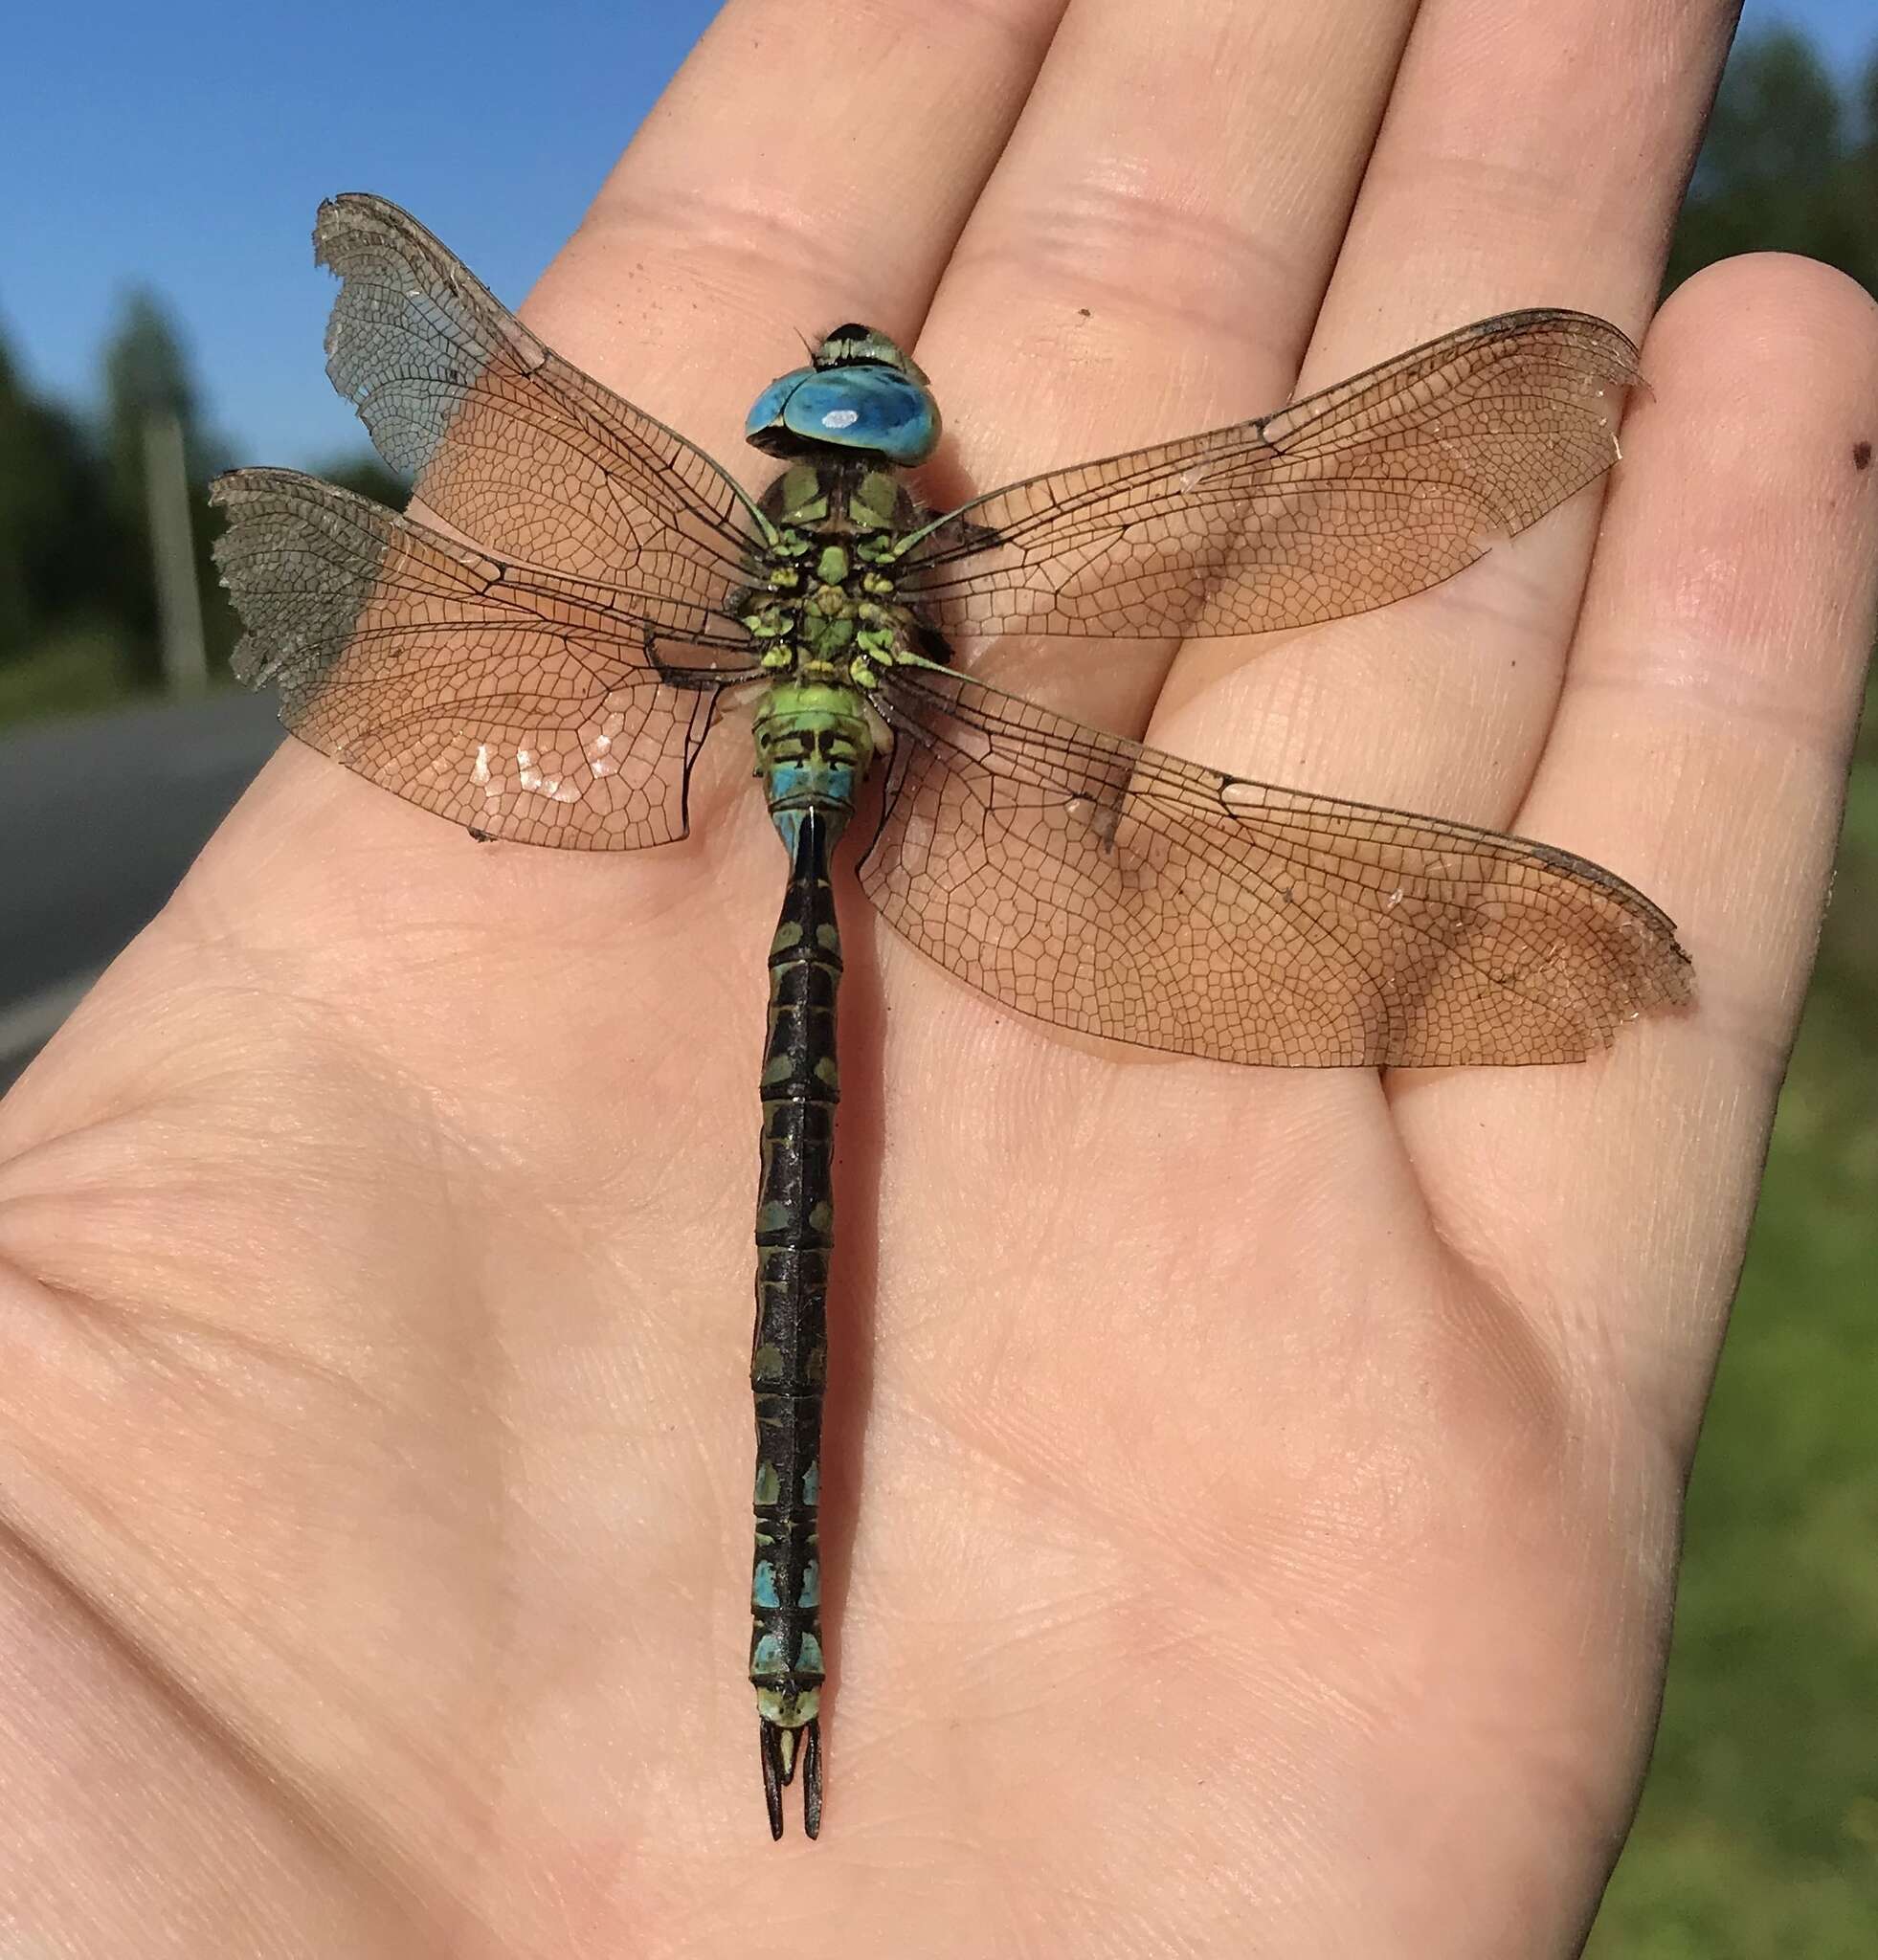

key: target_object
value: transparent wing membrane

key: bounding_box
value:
[215,196,1685,1041]
[315,192,768,595]
[212,468,749,849]
[865,663,1690,1067]
[899,310,1639,640]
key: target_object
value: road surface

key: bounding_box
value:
[0,692,282,1090]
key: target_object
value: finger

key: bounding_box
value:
[909,0,1419,737]
[1151,0,1739,822]
[1395,254,1878,1438]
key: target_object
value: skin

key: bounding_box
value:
[2,0,1875,1951]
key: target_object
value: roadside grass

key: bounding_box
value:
[0,627,147,727]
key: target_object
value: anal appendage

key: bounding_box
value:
[760,1717,823,1839]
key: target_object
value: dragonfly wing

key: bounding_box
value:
[213,468,755,850]
[863,664,1690,1066]
[315,191,765,612]
[897,310,1639,640]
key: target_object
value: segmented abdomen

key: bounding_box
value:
[749,807,840,1733]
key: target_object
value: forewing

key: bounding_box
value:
[863,665,1690,1066]
[898,311,1639,640]
[212,468,756,850]
[316,192,766,610]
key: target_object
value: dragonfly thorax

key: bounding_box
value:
[741,458,934,698]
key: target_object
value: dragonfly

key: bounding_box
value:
[211,193,1692,1842]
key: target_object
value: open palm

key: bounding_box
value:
[3,2,1875,1954]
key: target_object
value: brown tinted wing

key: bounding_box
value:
[316,192,765,604]
[863,664,1690,1066]
[897,311,1639,640]
[212,468,756,850]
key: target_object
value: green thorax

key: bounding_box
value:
[746,457,930,851]
[741,457,929,694]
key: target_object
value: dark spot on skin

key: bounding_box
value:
[1077,306,1091,319]
[1855,440,1872,472]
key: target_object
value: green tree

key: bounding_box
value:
[0,331,113,662]
[1670,28,1878,297]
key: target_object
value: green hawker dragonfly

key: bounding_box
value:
[211,194,1692,1841]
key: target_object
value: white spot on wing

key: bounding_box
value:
[586,720,620,779]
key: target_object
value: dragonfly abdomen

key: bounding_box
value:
[749,818,835,1737]
[747,685,873,1839]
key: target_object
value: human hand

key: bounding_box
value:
[3,2,1875,1953]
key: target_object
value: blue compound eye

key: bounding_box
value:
[744,370,808,445]
[746,363,940,465]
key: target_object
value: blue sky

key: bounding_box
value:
[2,0,1869,467]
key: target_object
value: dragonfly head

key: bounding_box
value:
[745,323,941,467]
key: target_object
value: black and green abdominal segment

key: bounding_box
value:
[748,795,835,1838]
[747,684,873,1838]
[212,195,1693,1838]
